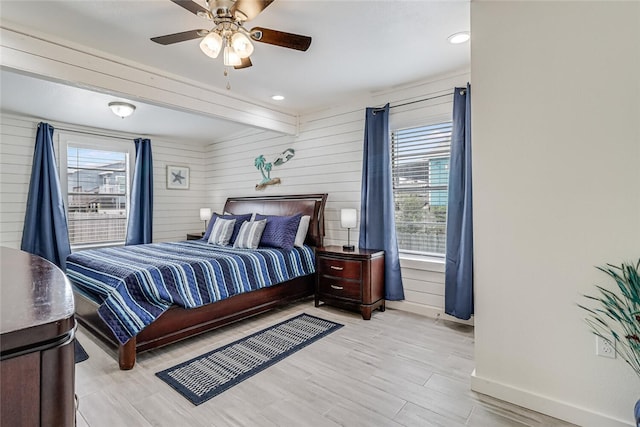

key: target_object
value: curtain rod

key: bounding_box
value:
[373,88,466,112]
[48,124,135,142]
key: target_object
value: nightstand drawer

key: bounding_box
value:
[318,277,361,300]
[317,257,361,280]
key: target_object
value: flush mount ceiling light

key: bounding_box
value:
[448,31,470,44]
[108,101,136,119]
[271,95,285,101]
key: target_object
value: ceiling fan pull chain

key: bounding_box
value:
[224,67,231,90]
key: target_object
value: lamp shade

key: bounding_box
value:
[340,208,357,229]
[231,32,254,58]
[223,45,241,66]
[199,208,212,221]
[200,32,223,58]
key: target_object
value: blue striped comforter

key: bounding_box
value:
[66,241,315,344]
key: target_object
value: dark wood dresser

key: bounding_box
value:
[0,247,76,427]
[315,245,385,320]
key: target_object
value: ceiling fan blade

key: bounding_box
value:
[170,0,209,16]
[234,57,253,70]
[231,0,275,21]
[151,29,208,45]
[250,27,312,51]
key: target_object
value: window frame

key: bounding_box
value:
[57,132,135,249]
[390,118,452,258]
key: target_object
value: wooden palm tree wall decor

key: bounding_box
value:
[254,148,295,190]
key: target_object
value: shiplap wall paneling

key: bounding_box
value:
[375,71,470,131]
[400,264,446,309]
[205,104,365,247]
[0,113,207,248]
[152,138,208,242]
[0,115,35,248]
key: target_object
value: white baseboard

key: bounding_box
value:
[385,300,474,326]
[470,370,634,427]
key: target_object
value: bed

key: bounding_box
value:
[70,193,327,370]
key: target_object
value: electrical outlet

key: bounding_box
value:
[596,336,616,358]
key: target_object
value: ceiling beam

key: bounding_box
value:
[0,25,298,135]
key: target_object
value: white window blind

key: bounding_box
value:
[65,145,130,246]
[391,122,452,255]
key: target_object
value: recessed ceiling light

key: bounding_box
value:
[271,95,285,101]
[448,32,470,44]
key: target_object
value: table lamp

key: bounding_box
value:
[200,208,212,235]
[340,208,357,251]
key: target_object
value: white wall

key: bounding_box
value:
[206,71,470,318]
[471,2,640,426]
[0,113,208,248]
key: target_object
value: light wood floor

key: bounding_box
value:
[75,301,577,427]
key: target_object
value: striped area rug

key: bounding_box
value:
[156,313,343,405]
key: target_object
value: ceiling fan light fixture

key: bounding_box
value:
[108,101,136,119]
[200,32,223,58]
[231,32,254,58]
[223,45,242,66]
[152,1,312,72]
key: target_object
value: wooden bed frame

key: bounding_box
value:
[73,193,328,370]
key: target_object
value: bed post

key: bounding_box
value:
[118,337,136,370]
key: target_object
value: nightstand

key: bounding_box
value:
[186,233,204,240]
[315,245,385,320]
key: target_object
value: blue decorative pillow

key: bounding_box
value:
[254,213,302,250]
[203,213,252,243]
[233,220,267,249]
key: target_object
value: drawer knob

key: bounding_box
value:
[330,285,344,290]
[330,265,344,271]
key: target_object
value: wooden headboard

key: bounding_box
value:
[223,194,328,247]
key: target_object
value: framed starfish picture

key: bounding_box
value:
[167,165,190,190]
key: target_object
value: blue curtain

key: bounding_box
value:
[445,84,474,320]
[21,122,71,270]
[359,104,404,300]
[125,138,153,245]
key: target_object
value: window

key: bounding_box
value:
[391,122,452,256]
[59,135,133,247]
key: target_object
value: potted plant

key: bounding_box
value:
[579,260,640,426]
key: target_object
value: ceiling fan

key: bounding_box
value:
[151,0,312,70]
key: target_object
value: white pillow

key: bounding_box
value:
[207,218,236,246]
[233,220,267,249]
[294,215,311,247]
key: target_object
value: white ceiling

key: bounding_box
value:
[0,0,470,141]
[0,70,253,142]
